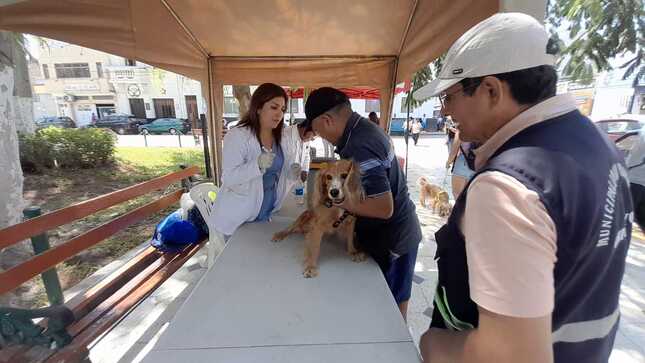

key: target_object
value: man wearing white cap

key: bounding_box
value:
[416,13,631,363]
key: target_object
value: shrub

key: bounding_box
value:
[19,127,116,171]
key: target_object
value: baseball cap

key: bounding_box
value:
[413,12,557,101]
[303,87,350,131]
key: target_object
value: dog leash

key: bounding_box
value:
[333,210,352,228]
[325,198,353,228]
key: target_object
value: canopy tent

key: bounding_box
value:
[286,83,411,100]
[0,0,542,180]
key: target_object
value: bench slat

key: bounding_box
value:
[0,165,199,250]
[0,190,183,295]
[66,246,161,319]
[0,345,30,363]
[45,242,204,363]
[67,252,180,337]
[0,247,161,363]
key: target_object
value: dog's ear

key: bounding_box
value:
[346,160,365,202]
[312,167,327,207]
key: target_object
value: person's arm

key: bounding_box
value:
[340,192,393,219]
[420,308,552,363]
[338,154,394,219]
[446,132,461,168]
[420,171,556,363]
[220,128,263,186]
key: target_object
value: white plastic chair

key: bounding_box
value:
[189,182,225,269]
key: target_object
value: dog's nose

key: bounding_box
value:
[329,189,340,198]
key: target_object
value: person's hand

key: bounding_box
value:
[258,151,276,173]
[445,161,452,170]
[290,163,302,179]
[336,196,356,214]
[300,171,308,183]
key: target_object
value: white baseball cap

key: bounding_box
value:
[414,12,557,101]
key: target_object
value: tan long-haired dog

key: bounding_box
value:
[417,177,452,217]
[272,160,366,278]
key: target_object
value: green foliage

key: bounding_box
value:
[405,55,445,109]
[405,65,433,111]
[547,0,644,83]
[19,127,116,171]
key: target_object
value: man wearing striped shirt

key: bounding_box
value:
[303,87,422,320]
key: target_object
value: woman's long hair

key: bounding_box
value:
[237,83,288,147]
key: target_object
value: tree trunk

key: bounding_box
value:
[0,31,33,306]
[233,85,251,118]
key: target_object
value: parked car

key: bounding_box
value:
[92,114,147,135]
[615,131,641,159]
[595,116,645,142]
[35,116,76,130]
[138,118,189,135]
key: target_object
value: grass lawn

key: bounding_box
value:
[115,147,206,182]
[17,147,206,307]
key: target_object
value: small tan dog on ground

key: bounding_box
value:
[417,177,452,217]
[272,159,367,278]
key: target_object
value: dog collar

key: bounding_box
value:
[325,198,345,208]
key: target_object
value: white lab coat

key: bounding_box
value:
[209,125,310,236]
[281,124,311,185]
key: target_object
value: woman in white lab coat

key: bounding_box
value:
[209,83,313,237]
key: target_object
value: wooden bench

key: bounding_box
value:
[0,165,205,363]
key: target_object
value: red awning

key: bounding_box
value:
[285,81,411,100]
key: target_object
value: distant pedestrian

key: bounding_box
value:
[368,111,380,126]
[411,118,421,145]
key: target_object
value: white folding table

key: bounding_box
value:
[142,198,421,363]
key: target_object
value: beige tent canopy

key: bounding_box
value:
[0,0,536,180]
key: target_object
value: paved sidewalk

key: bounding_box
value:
[397,134,645,362]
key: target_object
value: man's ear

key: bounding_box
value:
[481,76,504,108]
[322,114,333,129]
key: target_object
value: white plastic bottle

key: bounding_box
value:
[294,180,305,206]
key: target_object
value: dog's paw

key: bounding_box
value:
[351,252,367,262]
[303,266,319,278]
[271,231,288,242]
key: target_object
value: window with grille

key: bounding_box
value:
[153,98,176,118]
[289,99,299,113]
[54,63,90,78]
[365,100,380,113]
[42,64,50,79]
[224,97,239,114]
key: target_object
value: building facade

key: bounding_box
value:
[31,40,206,127]
[591,69,638,119]
[221,85,438,126]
